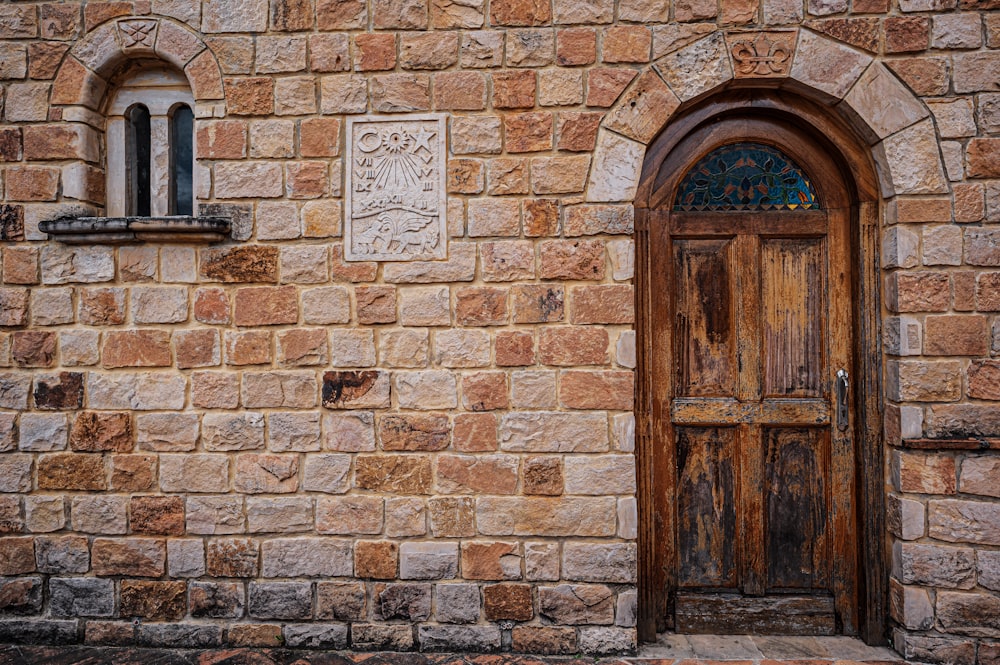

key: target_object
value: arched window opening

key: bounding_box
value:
[169,104,194,216]
[125,104,152,217]
[105,68,197,218]
[673,142,819,212]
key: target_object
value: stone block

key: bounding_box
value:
[121,580,187,621]
[436,583,481,623]
[322,371,390,409]
[894,541,975,588]
[512,626,577,654]
[167,539,205,578]
[130,496,185,535]
[437,454,518,495]
[316,496,384,535]
[235,454,299,494]
[477,497,617,536]
[562,543,636,583]
[247,497,313,534]
[374,582,432,620]
[189,581,244,619]
[38,453,105,490]
[207,539,258,577]
[49,578,113,618]
[261,538,352,577]
[400,542,459,579]
[539,584,614,624]
[202,412,264,451]
[418,625,501,652]
[316,581,366,620]
[578,627,636,655]
[351,624,416,651]
[356,540,399,579]
[91,538,165,577]
[500,411,609,452]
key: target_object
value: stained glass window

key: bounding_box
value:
[673,142,819,211]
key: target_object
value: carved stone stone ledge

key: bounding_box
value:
[39,216,231,245]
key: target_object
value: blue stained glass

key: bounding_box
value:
[673,142,819,212]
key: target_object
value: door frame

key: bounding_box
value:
[633,89,887,645]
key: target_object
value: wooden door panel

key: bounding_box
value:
[676,426,738,589]
[672,238,736,397]
[765,427,831,591]
[761,237,826,398]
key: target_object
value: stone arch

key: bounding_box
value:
[584,28,951,207]
[50,16,224,113]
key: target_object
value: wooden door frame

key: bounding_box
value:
[633,89,887,645]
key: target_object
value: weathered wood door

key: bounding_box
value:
[647,118,859,635]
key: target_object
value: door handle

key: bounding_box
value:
[835,369,849,432]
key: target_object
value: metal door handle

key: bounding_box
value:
[836,369,849,432]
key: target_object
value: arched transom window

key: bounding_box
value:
[673,142,819,212]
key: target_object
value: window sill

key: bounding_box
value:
[39,216,231,244]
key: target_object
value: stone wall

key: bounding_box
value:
[0,0,997,658]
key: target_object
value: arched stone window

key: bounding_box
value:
[105,68,196,218]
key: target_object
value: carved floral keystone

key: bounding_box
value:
[726,31,795,78]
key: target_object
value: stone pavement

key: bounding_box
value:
[0,635,908,665]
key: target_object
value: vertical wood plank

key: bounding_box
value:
[857,201,887,644]
[765,427,830,590]
[828,204,859,635]
[676,427,738,589]
[673,239,737,397]
[761,237,827,398]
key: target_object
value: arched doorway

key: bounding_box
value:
[634,90,886,644]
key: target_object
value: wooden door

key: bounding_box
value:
[648,120,859,636]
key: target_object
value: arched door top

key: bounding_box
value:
[585,28,948,206]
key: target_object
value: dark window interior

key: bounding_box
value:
[170,104,194,216]
[126,104,151,217]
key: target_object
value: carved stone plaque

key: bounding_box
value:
[345,114,448,262]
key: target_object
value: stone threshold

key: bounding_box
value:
[638,634,904,663]
[0,642,911,665]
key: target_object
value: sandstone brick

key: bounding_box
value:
[524,456,563,495]
[485,583,533,621]
[207,539,258,577]
[50,578,113,618]
[320,74,368,114]
[186,497,244,536]
[379,328,429,368]
[512,626,577,654]
[894,541,975,588]
[248,582,312,620]
[557,27,596,65]
[25,498,66,534]
[270,413,322,453]
[462,541,521,580]
[888,359,962,402]
[385,497,427,537]
[432,0,485,27]
[23,124,98,163]
[560,371,634,410]
[438,454,519,495]
[967,139,1000,179]
[188,581,244,619]
[924,315,988,356]
[539,584,614,624]
[453,413,498,452]
[322,370,390,408]
[450,116,502,154]
[233,286,298,326]
[428,497,475,538]
[355,540,398,579]
[511,371,558,408]
[38,452,105,490]
[356,455,432,494]
[431,332,491,369]
[490,0,551,24]
[356,285,397,324]
[174,329,220,370]
[539,239,605,280]
[492,70,536,108]
[0,538,35,576]
[316,495,383,535]
[137,413,199,452]
[323,411,376,452]
[92,538,166,577]
[428,71,487,112]
[130,496,185,535]
[886,272,950,312]
[539,326,608,366]
[235,454,299,494]
[121,580,186,621]
[378,413,449,451]
[159,454,229,494]
[374,582,431,620]
[493,331,533,367]
[5,167,59,202]
[505,112,553,153]
[111,455,157,492]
